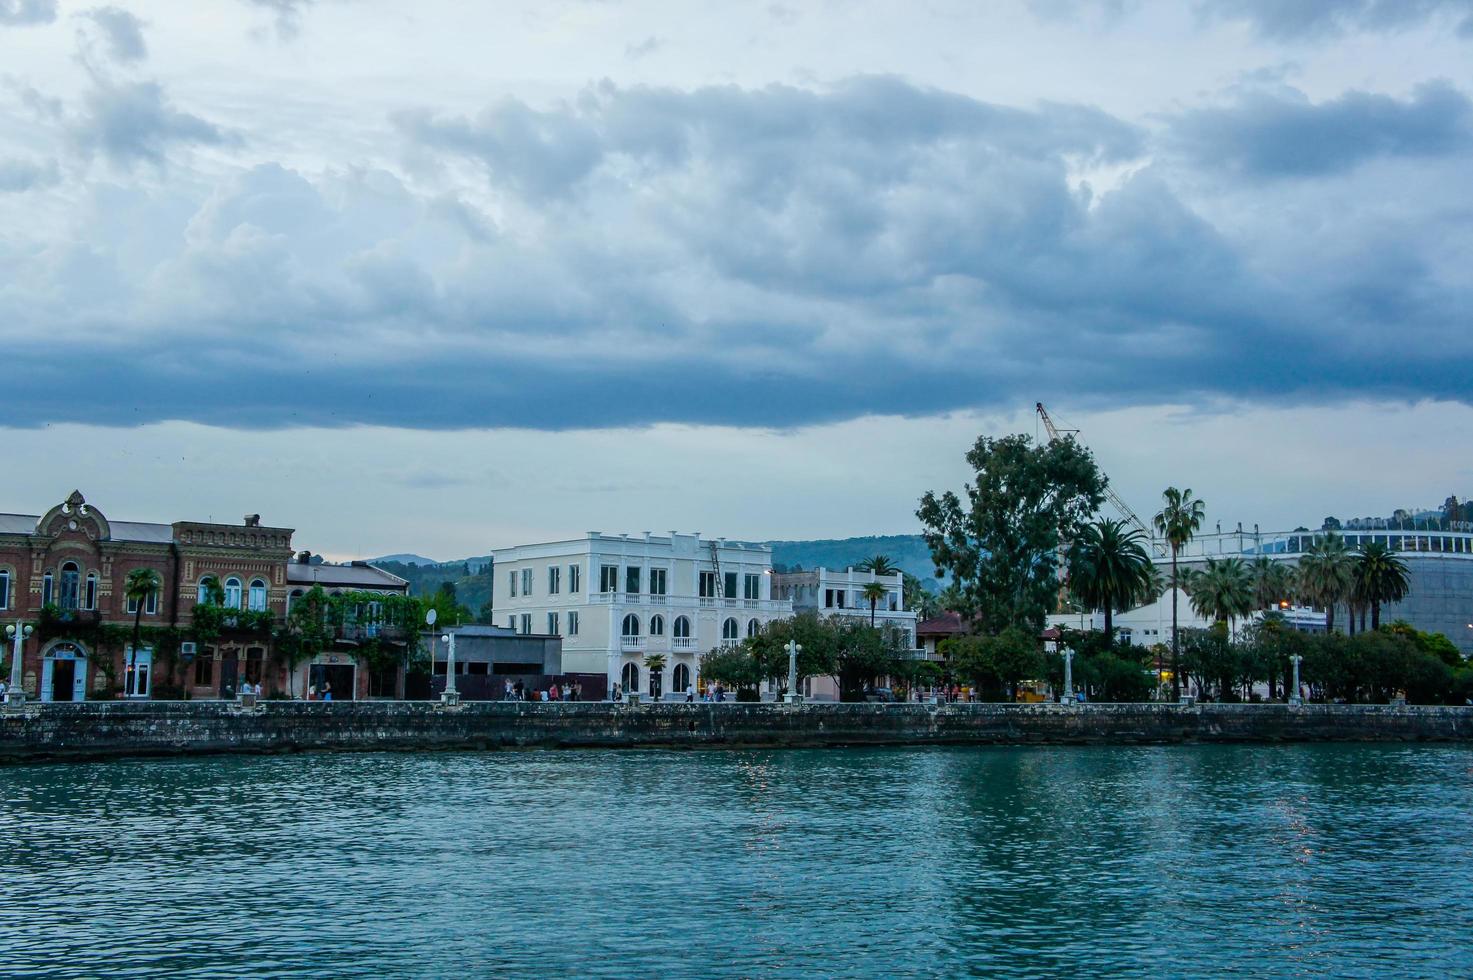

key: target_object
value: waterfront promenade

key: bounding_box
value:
[2,700,1469,764]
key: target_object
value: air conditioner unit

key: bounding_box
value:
[180,641,198,661]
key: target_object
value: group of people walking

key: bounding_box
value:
[502,679,582,702]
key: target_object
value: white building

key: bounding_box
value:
[491,532,792,698]
[1046,588,1327,647]
[771,567,919,701]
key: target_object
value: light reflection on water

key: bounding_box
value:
[3,745,1471,978]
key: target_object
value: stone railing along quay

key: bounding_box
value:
[1,700,1470,764]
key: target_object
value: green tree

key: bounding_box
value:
[643,652,667,696]
[1297,532,1354,634]
[1354,542,1410,631]
[276,585,333,697]
[1066,517,1153,647]
[918,433,1106,635]
[903,574,938,620]
[1153,487,1206,701]
[1188,557,1254,631]
[860,581,888,627]
[946,627,1044,701]
[699,646,762,699]
[123,567,162,687]
[1250,557,1295,612]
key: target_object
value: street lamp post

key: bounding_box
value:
[1288,654,1303,706]
[441,630,459,704]
[5,621,33,704]
[784,640,802,704]
[1062,648,1074,703]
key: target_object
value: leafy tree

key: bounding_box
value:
[832,619,908,701]
[1353,542,1410,631]
[1250,557,1295,612]
[699,646,762,699]
[1066,517,1152,647]
[1180,624,1239,700]
[918,433,1105,635]
[946,627,1044,701]
[746,613,839,689]
[276,585,333,697]
[903,574,939,620]
[1298,532,1354,633]
[1154,487,1206,700]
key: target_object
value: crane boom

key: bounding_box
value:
[1035,402,1156,545]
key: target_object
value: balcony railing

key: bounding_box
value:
[673,637,696,650]
[594,594,792,613]
[620,635,644,651]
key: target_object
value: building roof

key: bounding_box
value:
[286,561,408,590]
[916,611,965,636]
[0,512,173,543]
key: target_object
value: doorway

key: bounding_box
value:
[41,644,88,702]
[620,661,639,696]
[218,657,238,699]
[309,663,356,701]
[50,657,76,701]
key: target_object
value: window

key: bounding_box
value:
[0,569,8,610]
[42,572,53,606]
[509,570,518,598]
[569,564,581,593]
[197,577,215,605]
[59,562,80,610]
[548,612,559,635]
[130,588,160,616]
[194,651,214,687]
[650,614,665,636]
[722,617,738,641]
[600,565,619,593]
[224,577,242,610]
[548,566,561,594]
[508,616,516,630]
[521,568,533,596]
[724,571,737,598]
[244,647,265,684]
[746,618,760,638]
[824,588,835,608]
[649,568,667,596]
[124,647,152,698]
[622,614,640,637]
[621,662,639,693]
[520,613,532,635]
[287,588,303,613]
[84,573,97,611]
[673,616,691,638]
[248,579,268,612]
[699,571,717,598]
[744,573,760,600]
[673,663,690,693]
[625,566,641,595]
[568,611,580,636]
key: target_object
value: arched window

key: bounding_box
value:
[197,577,214,605]
[43,571,53,606]
[621,614,640,637]
[287,588,304,613]
[248,579,268,612]
[85,573,98,611]
[673,663,690,693]
[0,567,10,610]
[224,577,242,610]
[621,662,639,693]
[722,618,738,641]
[59,562,81,610]
[673,616,691,638]
[746,618,760,638]
[650,614,665,636]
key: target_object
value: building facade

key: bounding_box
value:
[491,532,792,697]
[285,554,410,699]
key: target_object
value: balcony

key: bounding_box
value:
[620,635,645,652]
[672,637,696,651]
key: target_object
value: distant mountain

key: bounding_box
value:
[369,553,440,566]
[760,534,940,588]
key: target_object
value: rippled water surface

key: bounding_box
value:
[4,745,1472,978]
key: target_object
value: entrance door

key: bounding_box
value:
[621,661,639,696]
[125,649,152,698]
[219,658,238,699]
[50,658,76,702]
[309,664,356,701]
[648,665,663,700]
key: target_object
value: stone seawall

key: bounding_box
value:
[2,701,1471,764]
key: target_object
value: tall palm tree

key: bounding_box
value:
[643,652,667,698]
[857,555,899,577]
[1154,487,1206,700]
[1250,557,1294,611]
[1353,541,1410,630]
[1188,557,1254,632]
[1298,532,1354,633]
[124,567,162,692]
[861,582,889,626]
[1067,517,1153,647]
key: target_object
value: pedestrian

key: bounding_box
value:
[539,688,548,702]
[514,680,524,701]
[547,682,560,702]
[612,682,621,702]
[685,683,694,703]
[504,679,515,701]
[322,680,333,702]
[561,682,571,701]
[573,680,582,702]
[307,683,316,701]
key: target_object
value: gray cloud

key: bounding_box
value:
[82,6,148,62]
[1,76,1469,432]
[0,156,58,191]
[1196,0,1473,39]
[625,35,663,60]
[244,0,313,39]
[0,0,55,26]
[1168,81,1473,177]
[70,80,233,168]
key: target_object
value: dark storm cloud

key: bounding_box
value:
[2,76,1470,430]
[1197,0,1473,39]
[1168,81,1473,177]
[0,0,55,26]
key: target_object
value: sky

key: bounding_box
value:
[1,0,1470,560]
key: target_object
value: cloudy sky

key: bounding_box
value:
[2,0,1470,560]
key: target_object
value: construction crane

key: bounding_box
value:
[1035,402,1161,554]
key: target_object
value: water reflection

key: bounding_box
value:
[3,745,1471,978]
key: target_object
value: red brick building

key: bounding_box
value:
[0,490,407,701]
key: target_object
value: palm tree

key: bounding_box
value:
[857,554,899,577]
[1250,557,1294,611]
[1353,541,1410,630]
[643,652,667,698]
[1298,532,1354,633]
[1188,557,1254,631]
[1154,487,1206,700]
[861,582,889,626]
[124,567,162,692]
[1067,518,1153,647]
